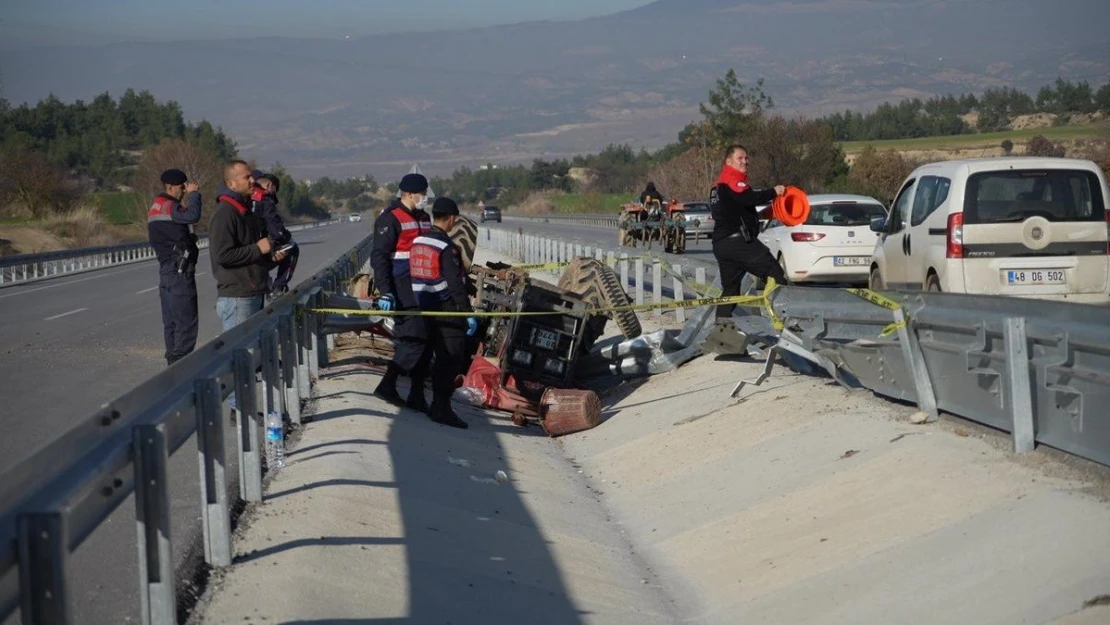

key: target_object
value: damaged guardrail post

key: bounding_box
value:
[279,314,302,425]
[195,378,231,567]
[232,349,263,502]
[893,308,938,420]
[634,258,645,307]
[17,510,68,624]
[133,424,175,625]
[1005,317,1036,453]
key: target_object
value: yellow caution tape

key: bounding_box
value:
[845,287,908,337]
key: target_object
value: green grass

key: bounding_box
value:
[547,193,631,214]
[840,123,1109,153]
[94,191,145,225]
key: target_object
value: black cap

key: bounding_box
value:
[160,169,187,186]
[251,169,266,180]
[431,197,459,216]
[398,173,429,194]
[260,173,281,190]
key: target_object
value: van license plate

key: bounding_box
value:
[1004,269,1066,285]
[833,256,870,267]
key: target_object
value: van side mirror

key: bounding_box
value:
[869,216,886,233]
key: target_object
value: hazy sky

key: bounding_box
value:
[1,0,656,46]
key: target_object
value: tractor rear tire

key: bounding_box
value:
[558,257,642,342]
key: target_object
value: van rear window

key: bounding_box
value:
[964,169,1105,224]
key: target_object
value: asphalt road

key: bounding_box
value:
[0,221,370,624]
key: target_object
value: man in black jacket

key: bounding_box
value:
[409,197,478,429]
[710,144,786,320]
[251,171,299,294]
[147,168,202,365]
[370,173,432,410]
[210,160,286,334]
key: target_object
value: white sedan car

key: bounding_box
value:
[759,194,888,285]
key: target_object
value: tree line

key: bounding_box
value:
[428,74,1110,208]
[0,89,330,227]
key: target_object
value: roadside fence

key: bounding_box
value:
[0,218,340,288]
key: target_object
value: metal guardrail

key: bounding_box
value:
[0,232,372,624]
[769,287,1110,466]
[483,225,1110,468]
[0,218,340,288]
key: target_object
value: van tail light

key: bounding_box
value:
[791,232,825,242]
[1105,209,1110,254]
[946,212,964,259]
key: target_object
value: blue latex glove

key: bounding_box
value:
[466,317,478,337]
[376,294,395,312]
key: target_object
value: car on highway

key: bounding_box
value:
[348,212,362,223]
[480,205,502,223]
[679,201,713,241]
[759,194,887,285]
[869,156,1110,303]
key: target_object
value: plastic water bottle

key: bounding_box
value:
[265,411,285,469]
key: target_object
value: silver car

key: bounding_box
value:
[680,202,713,241]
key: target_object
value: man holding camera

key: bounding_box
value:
[250,171,299,295]
[148,168,202,366]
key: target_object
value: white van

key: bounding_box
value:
[868,157,1110,304]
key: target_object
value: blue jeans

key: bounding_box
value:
[216,296,264,409]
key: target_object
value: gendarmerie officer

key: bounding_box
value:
[371,173,433,410]
[709,144,786,320]
[147,168,201,365]
[409,197,477,429]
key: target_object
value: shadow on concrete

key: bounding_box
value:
[287,438,386,457]
[268,478,395,500]
[233,536,405,565]
[379,378,588,624]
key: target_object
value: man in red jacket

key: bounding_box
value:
[709,144,787,320]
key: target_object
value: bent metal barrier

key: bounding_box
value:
[482,225,1110,467]
[0,233,373,625]
[0,218,340,288]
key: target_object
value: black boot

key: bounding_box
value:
[405,377,429,414]
[429,395,468,429]
[373,364,404,406]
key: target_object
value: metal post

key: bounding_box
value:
[309,293,325,372]
[652,260,662,317]
[232,349,263,502]
[634,258,645,307]
[673,263,686,323]
[279,314,302,424]
[894,310,939,421]
[1005,317,1035,453]
[134,424,175,625]
[195,377,231,567]
[296,310,311,400]
[695,267,708,296]
[620,254,629,291]
[18,512,67,624]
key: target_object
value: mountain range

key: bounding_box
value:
[2,0,1108,179]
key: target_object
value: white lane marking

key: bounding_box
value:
[0,264,149,301]
[195,272,206,277]
[136,286,158,294]
[45,307,88,321]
